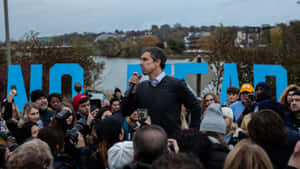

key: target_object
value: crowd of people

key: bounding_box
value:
[0,47,300,169]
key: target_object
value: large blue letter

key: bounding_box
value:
[253,64,287,101]
[7,65,27,111]
[126,64,172,89]
[49,63,84,98]
[220,63,240,104]
[30,64,43,94]
[174,63,208,80]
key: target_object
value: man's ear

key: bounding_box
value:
[155,58,161,66]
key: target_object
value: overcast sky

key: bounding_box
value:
[1,0,300,41]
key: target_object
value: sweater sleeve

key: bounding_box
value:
[178,80,201,129]
[120,91,138,117]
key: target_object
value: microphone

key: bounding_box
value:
[127,73,142,96]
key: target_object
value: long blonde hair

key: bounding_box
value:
[224,139,273,169]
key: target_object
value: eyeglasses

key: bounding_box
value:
[205,99,215,103]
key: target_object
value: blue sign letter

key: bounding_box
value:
[49,63,84,98]
[174,63,208,80]
[30,64,43,94]
[7,65,27,111]
[220,63,240,104]
[253,64,287,101]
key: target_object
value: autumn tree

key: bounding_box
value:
[138,35,160,49]
[120,37,139,58]
[167,38,185,53]
[97,37,121,57]
[0,31,104,100]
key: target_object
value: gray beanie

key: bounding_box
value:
[108,141,134,169]
[200,103,226,134]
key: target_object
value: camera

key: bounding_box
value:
[248,93,255,102]
[86,90,105,110]
[56,109,72,120]
[65,118,87,144]
[168,142,175,152]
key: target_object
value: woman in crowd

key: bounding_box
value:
[16,121,39,144]
[248,109,293,169]
[200,93,221,117]
[48,93,63,112]
[50,102,77,132]
[223,139,274,169]
[279,84,300,112]
[200,103,229,169]
[222,107,247,149]
[88,117,124,169]
[38,127,88,169]
[18,102,42,128]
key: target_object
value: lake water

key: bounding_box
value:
[93,57,189,93]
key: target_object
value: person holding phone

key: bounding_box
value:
[1,86,20,136]
[121,47,201,138]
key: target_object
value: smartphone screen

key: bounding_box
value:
[137,109,148,122]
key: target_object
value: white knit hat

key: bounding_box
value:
[222,107,234,120]
[108,141,134,169]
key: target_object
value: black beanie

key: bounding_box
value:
[30,90,46,102]
[114,88,121,93]
[96,117,122,143]
[256,82,271,101]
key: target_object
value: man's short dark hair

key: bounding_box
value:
[152,153,205,169]
[226,86,239,95]
[110,97,120,105]
[79,96,89,105]
[133,125,168,163]
[143,47,167,70]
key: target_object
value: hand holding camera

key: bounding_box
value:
[167,138,179,153]
[8,85,17,103]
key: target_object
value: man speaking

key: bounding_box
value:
[121,47,201,137]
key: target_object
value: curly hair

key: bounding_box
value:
[200,93,221,115]
[279,84,300,112]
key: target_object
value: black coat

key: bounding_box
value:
[205,143,229,169]
[87,152,105,169]
[263,146,293,169]
[54,154,77,169]
[124,162,152,169]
